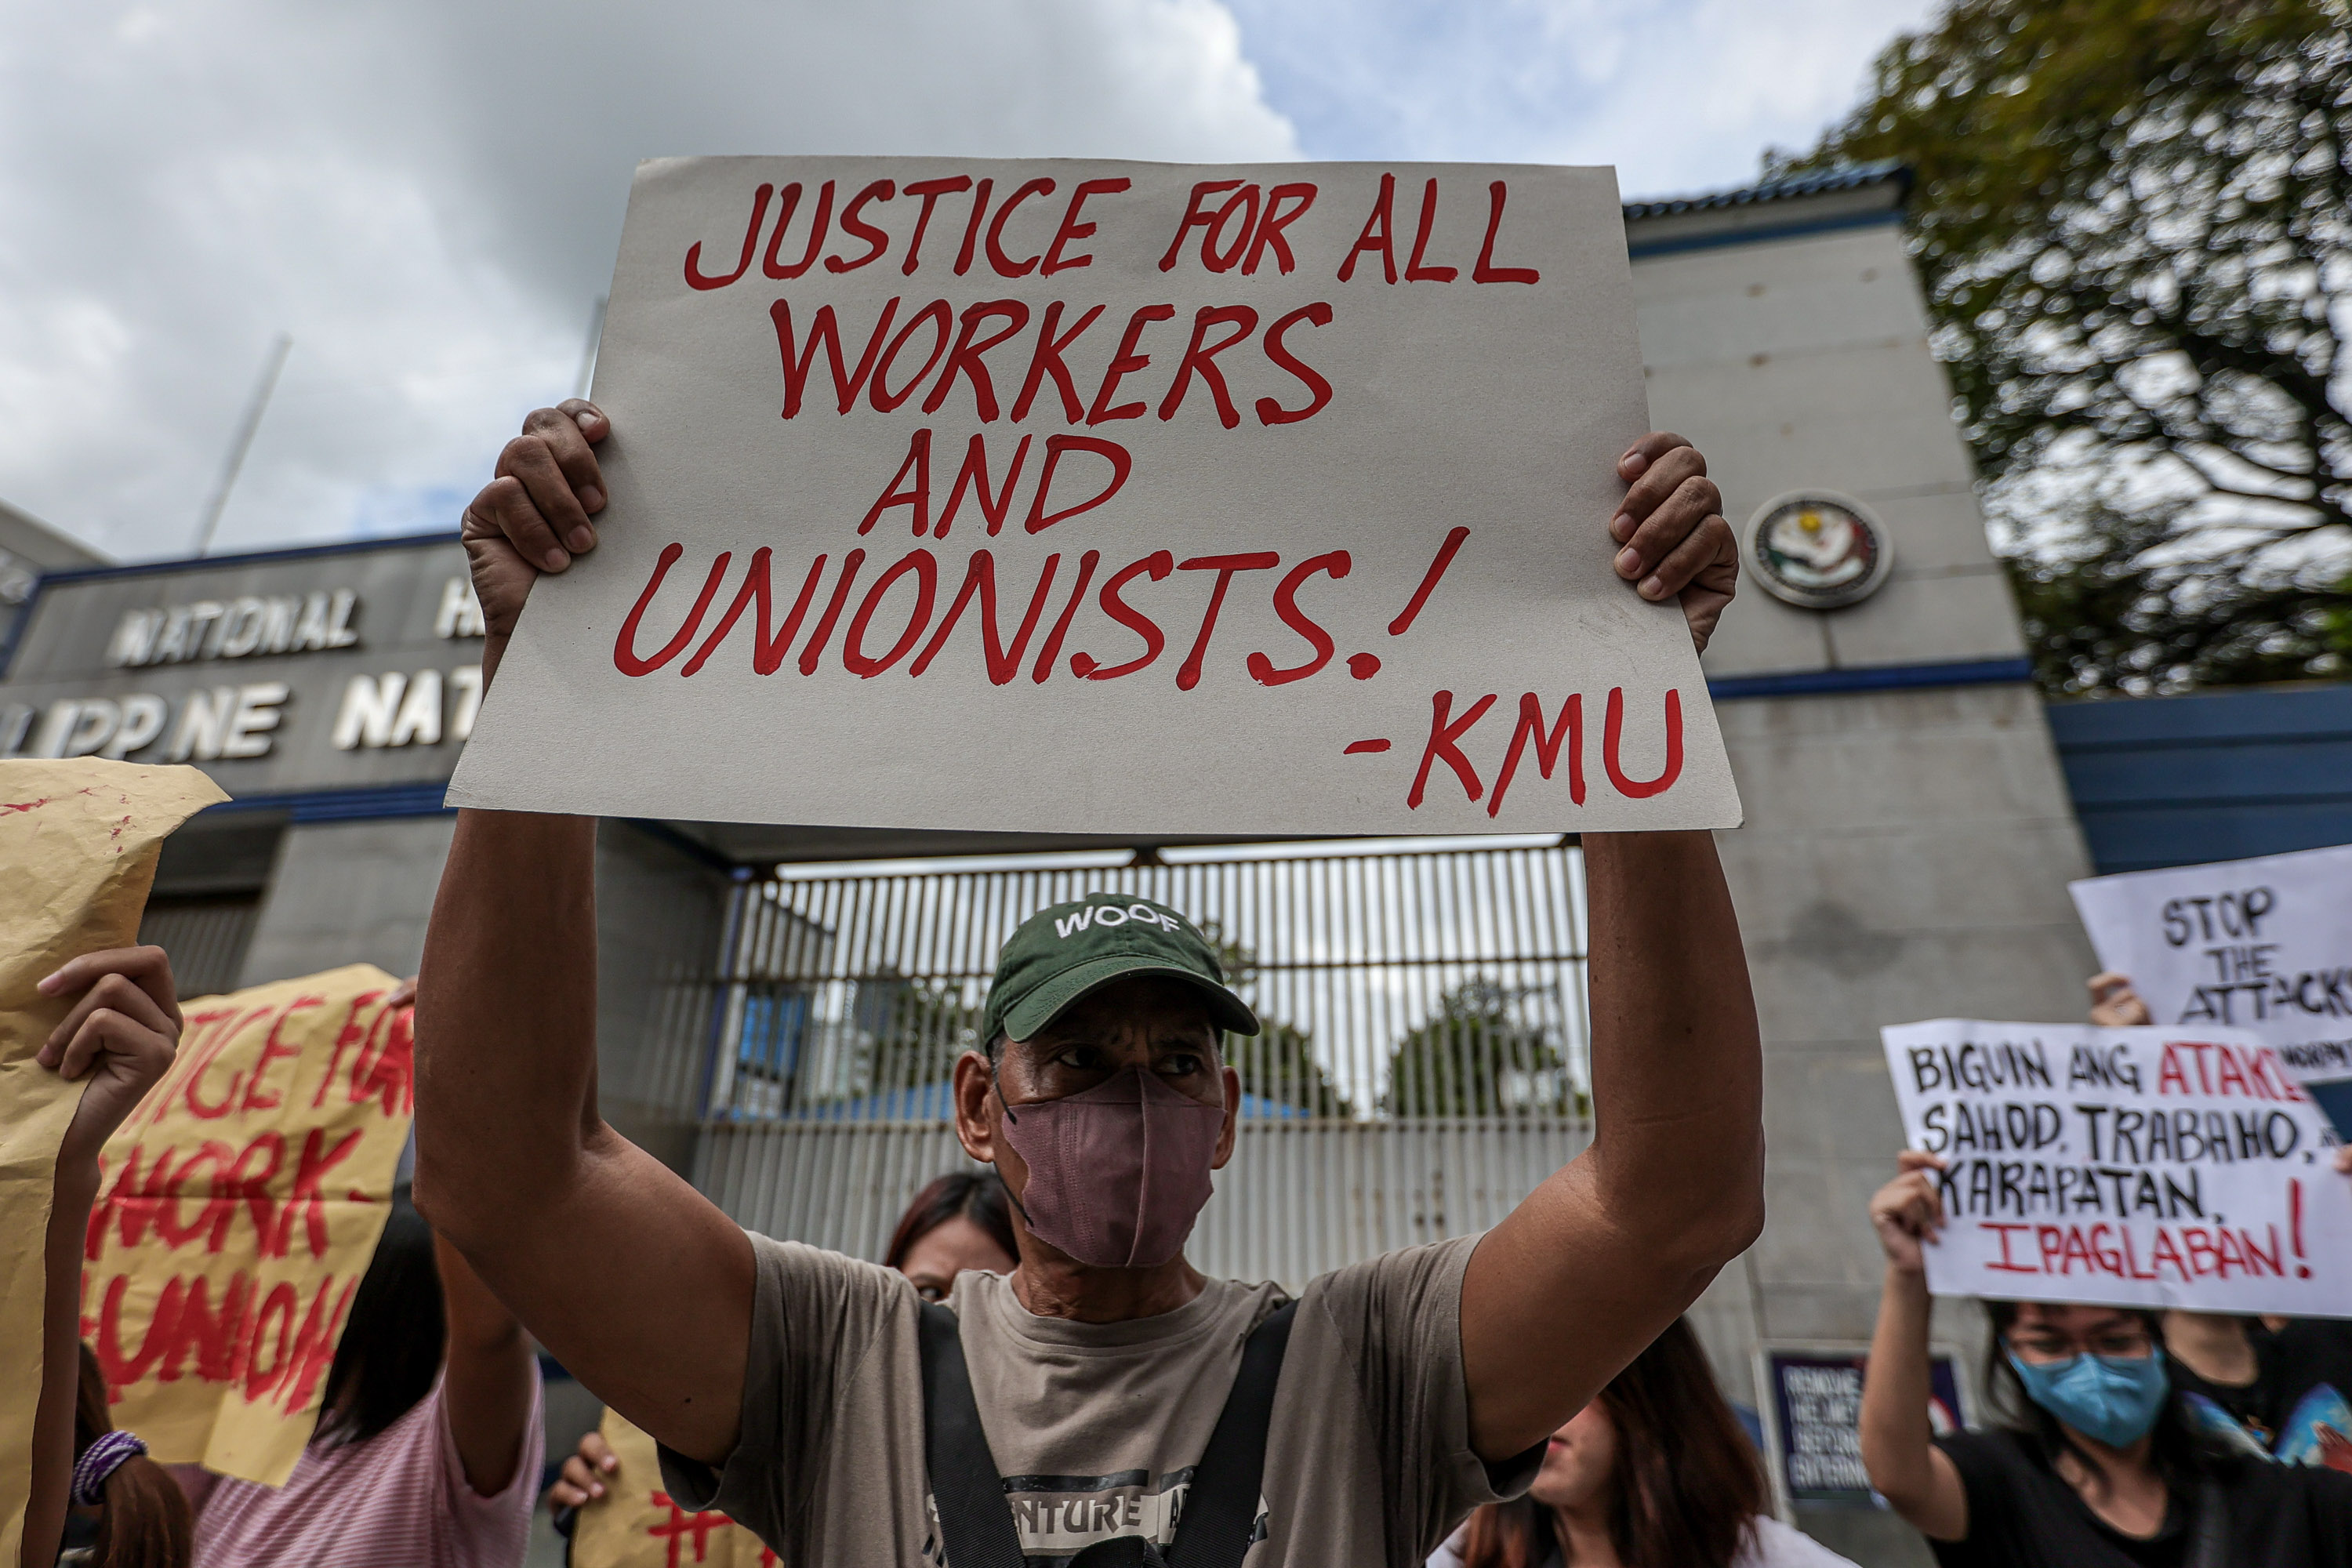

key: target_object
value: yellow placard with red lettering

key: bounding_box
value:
[572,1407,777,1568]
[82,964,412,1485]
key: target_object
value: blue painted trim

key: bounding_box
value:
[1627,206,1904,260]
[194,787,771,869]
[1707,656,2034,700]
[2,530,463,677]
[2045,681,2352,748]
[203,781,456,822]
[2045,681,2352,873]
[32,530,463,588]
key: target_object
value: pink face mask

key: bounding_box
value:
[996,1068,1225,1269]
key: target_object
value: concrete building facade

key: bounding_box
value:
[1,496,107,650]
[1632,165,2097,1563]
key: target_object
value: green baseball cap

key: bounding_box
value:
[982,894,1260,1050]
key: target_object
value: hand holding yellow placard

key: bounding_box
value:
[83,963,414,1486]
[572,1407,777,1568]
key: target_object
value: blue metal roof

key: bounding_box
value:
[2046,681,2352,873]
[1621,160,1909,221]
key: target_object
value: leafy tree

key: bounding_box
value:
[1780,1,2352,692]
[2009,499,2352,694]
[864,969,983,1093]
[1379,978,1579,1119]
[1201,921,1355,1118]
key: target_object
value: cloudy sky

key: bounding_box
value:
[0,0,1939,563]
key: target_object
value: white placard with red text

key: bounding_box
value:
[448,157,1739,833]
[1882,1019,2352,1316]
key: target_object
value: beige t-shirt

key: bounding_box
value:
[658,1232,1533,1568]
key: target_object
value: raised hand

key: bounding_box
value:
[1870,1150,1948,1276]
[2087,971,2152,1027]
[37,946,182,1166]
[548,1428,619,1508]
[459,400,611,673]
[1610,432,1737,654]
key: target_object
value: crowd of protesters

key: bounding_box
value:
[27,940,2352,1568]
[20,399,2351,1568]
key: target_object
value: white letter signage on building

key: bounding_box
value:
[449,158,1740,835]
[1881,1019,2352,1316]
[2071,844,2352,1140]
[1759,1347,1965,1509]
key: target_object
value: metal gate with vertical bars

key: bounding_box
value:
[693,837,1592,1286]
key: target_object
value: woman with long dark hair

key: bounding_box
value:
[1432,1318,1853,1568]
[1862,1150,2352,1565]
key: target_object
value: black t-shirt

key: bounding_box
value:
[2172,1320,2352,1462]
[2265,1321,2352,1466]
[2169,1334,2281,1448]
[1928,1428,2352,1568]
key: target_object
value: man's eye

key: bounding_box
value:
[1054,1045,1103,1069]
[916,1283,946,1302]
[1160,1054,1202,1076]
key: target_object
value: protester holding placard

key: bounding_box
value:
[171,1185,543,1568]
[25,946,197,1568]
[2085,971,2352,1470]
[1428,1318,1856,1568]
[77,961,427,1486]
[418,397,1759,1567]
[1860,1151,2352,1566]
[6,759,221,1568]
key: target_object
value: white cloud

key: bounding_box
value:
[0,0,1298,561]
[1224,0,1940,196]
[0,0,1947,564]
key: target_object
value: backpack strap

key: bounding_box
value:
[919,1296,1301,1568]
[919,1301,1027,1568]
[1164,1299,1298,1568]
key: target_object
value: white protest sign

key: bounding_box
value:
[2071,844,2352,1140]
[448,158,1739,835]
[1881,1020,2352,1316]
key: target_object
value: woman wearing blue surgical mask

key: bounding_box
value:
[1859,1151,2352,1567]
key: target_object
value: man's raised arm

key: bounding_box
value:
[1459,437,1764,1461]
[415,401,754,1467]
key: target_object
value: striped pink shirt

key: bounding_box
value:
[190,1371,543,1568]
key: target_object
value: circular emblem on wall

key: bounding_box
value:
[1741,491,1893,611]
